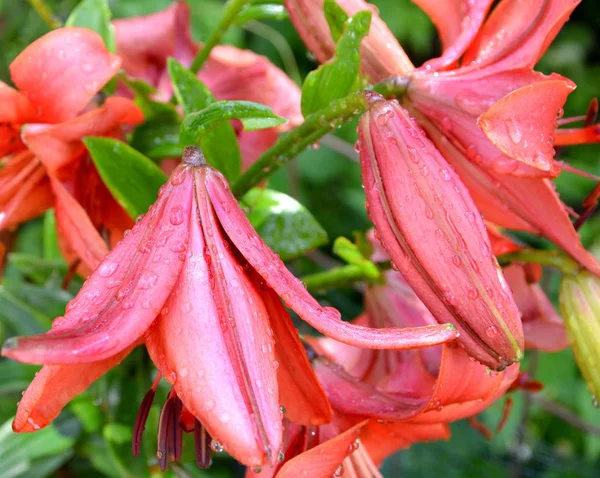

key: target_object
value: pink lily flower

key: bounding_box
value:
[359,98,523,368]
[0,28,143,273]
[2,147,459,468]
[113,1,302,168]
[285,0,600,276]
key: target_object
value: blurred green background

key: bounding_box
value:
[1,0,600,476]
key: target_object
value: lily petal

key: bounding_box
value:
[13,345,135,432]
[22,97,143,174]
[284,0,414,81]
[10,28,121,123]
[1,171,192,364]
[462,0,580,72]
[412,109,600,276]
[415,0,494,71]
[259,276,333,426]
[50,177,109,274]
[276,421,365,478]
[205,167,459,351]
[478,79,574,174]
[146,166,281,467]
[555,124,600,146]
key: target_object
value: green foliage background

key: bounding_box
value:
[0,0,599,477]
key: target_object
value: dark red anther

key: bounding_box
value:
[132,388,156,456]
[194,419,212,468]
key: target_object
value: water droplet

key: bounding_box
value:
[138,271,158,290]
[170,169,186,185]
[467,288,480,300]
[278,451,285,462]
[81,62,94,73]
[441,116,452,131]
[452,255,461,267]
[333,464,344,477]
[592,396,599,408]
[465,211,476,223]
[505,118,522,144]
[439,168,452,181]
[424,207,434,219]
[485,325,499,338]
[170,206,185,225]
[211,440,224,453]
[98,261,118,278]
[407,147,419,164]
[170,241,187,253]
[181,302,192,313]
[420,164,430,177]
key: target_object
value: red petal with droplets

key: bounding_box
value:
[276,421,365,478]
[462,0,580,72]
[413,109,600,276]
[284,0,414,81]
[1,168,192,364]
[10,28,121,123]
[146,166,282,467]
[205,167,459,351]
[359,99,523,368]
[259,277,332,426]
[414,0,494,71]
[13,345,135,432]
[50,177,109,275]
[478,79,574,174]
[22,97,143,174]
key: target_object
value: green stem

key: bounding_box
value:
[27,0,62,29]
[190,0,251,74]
[499,249,580,276]
[371,76,410,99]
[233,90,384,197]
[302,264,372,291]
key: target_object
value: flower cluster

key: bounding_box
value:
[0,1,598,477]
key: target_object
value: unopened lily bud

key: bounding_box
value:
[284,0,414,81]
[358,99,524,370]
[560,270,600,403]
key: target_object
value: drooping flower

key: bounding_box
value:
[113,1,302,168]
[359,98,523,368]
[0,27,143,273]
[2,147,458,468]
[285,0,600,276]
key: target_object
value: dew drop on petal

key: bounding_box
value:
[98,261,118,278]
[170,206,185,225]
[467,288,480,300]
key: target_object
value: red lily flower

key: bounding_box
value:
[113,1,302,168]
[0,27,143,273]
[2,147,459,468]
[285,0,600,276]
[359,98,523,368]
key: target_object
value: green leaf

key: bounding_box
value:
[66,0,116,52]
[84,137,167,219]
[243,188,328,260]
[301,10,371,116]
[130,115,182,160]
[234,4,288,25]
[0,285,53,335]
[0,417,77,478]
[180,101,287,145]
[324,0,349,42]
[168,59,242,181]
[42,210,62,261]
[119,75,179,120]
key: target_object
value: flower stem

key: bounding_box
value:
[27,0,62,29]
[371,76,410,99]
[302,264,373,291]
[190,0,251,74]
[498,249,580,276]
[232,90,384,197]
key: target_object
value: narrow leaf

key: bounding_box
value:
[243,188,328,260]
[234,5,288,25]
[324,0,349,42]
[301,10,371,116]
[180,101,287,145]
[84,137,166,219]
[168,59,242,180]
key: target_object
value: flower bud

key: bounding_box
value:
[358,99,524,370]
[559,270,600,403]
